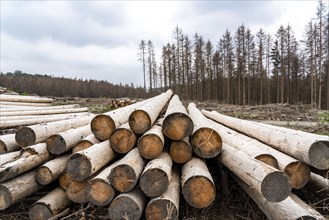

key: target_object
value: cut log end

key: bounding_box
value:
[140,169,169,197]
[191,127,222,159]
[72,141,93,153]
[182,176,216,209]
[162,113,194,140]
[29,203,52,220]
[110,128,137,154]
[261,171,291,202]
[108,165,137,192]
[255,154,279,169]
[91,115,115,141]
[284,161,311,189]
[15,127,36,148]
[66,180,89,203]
[36,167,53,185]
[0,186,12,210]
[170,140,192,164]
[309,141,329,170]
[108,196,142,220]
[87,179,116,206]
[67,154,92,181]
[138,134,164,159]
[59,172,74,190]
[0,141,7,154]
[129,110,151,134]
[46,135,66,155]
[146,199,179,220]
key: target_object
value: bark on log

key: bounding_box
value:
[162,95,193,140]
[108,148,145,192]
[202,110,329,170]
[67,140,116,181]
[181,157,216,209]
[0,94,53,103]
[36,154,70,185]
[219,143,291,202]
[0,143,53,182]
[139,152,173,197]
[306,172,329,200]
[108,186,147,220]
[235,176,326,220]
[29,187,72,220]
[137,123,165,159]
[0,151,20,165]
[170,137,192,164]
[145,168,180,220]
[0,104,79,112]
[0,134,20,154]
[0,169,44,210]
[0,101,51,107]
[15,115,94,148]
[109,122,137,154]
[72,134,100,153]
[206,119,310,189]
[129,89,173,134]
[0,107,88,117]
[47,125,92,155]
[86,161,119,206]
[188,103,222,158]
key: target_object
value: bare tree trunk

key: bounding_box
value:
[0,101,51,107]
[0,134,20,154]
[0,151,20,165]
[0,104,79,112]
[109,123,137,154]
[72,134,100,153]
[170,137,192,164]
[0,107,88,117]
[0,94,53,103]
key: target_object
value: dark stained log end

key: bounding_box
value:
[129,110,151,134]
[182,176,216,209]
[170,140,192,164]
[255,154,279,169]
[140,168,169,197]
[29,203,53,220]
[15,127,36,148]
[72,141,93,153]
[295,217,318,220]
[284,161,311,189]
[110,128,137,154]
[87,179,116,206]
[35,167,53,185]
[0,186,12,210]
[46,135,66,155]
[108,164,137,192]
[261,171,291,202]
[91,115,115,141]
[67,154,92,181]
[309,141,329,170]
[108,196,143,220]
[191,127,222,159]
[162,113,194,140]
[146,199,179,220]
[138,133,164,159]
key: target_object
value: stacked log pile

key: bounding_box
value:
[0,90,328,220]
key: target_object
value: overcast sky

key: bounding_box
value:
[1,0,320,86]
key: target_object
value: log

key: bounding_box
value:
[0,143,54,182]
[29,187,72,220]
[0,101,51,107]
[0,169,44,210]
[67,140,116,181]
[0,107,89,117]
[109,122,137,154]
[306,172,329,199]
[206,119,310,189]
[35,154,70,185]
[15,115,94,148]
[219,143,291,202]
[235,176,326,220]
[139,152,173,197]
[108,186,147,220]
[0,104,79,112]
[202,110,329,170]
[47,125,92,155]
[0,151,20,165]
[108,148,145,192]
[181,157,216,209]
[59,172,74,191]
[86,161,119,206]
[170,137,192,164]
[72,134,100,153]
[137,122,165,159]
[145,168,180,220]
[65,176,90,203]
[0,134,20,154]
[0,94,53,103]
[162,95,193,140]
[188,103,222,158]
[129,89,173,134]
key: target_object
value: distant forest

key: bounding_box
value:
[138,0,329,109]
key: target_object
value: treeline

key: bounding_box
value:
[0,71,146,98]
[138,0,329,109]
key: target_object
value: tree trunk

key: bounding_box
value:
[0,107,88,117]
[306,172,329,200]
[66,140,116,181]
[35,154,70,185]
[0,151,20,165]
[139,152,173,197]
[170,137,192,164]
[109,123,137,154]
[15,115,94,148]
[85,161,119,206]
[108,186,147,220]
[162,95,193,140]
[0,104,79,112]
[72,134,100,153]
[181,157,216,208]
[108,148,145,192]
[0,134,20,154]
[0,169,44,210]
[0,143,54,182]
[202,110,329,170]
[188,103,222,158]
[129,89,173,134]
[0,94,53,103]
[145,168,180,220]
[46,125,92,155]
[219,143,291,202]
[29,187,71,220]
[0,101,51,107]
